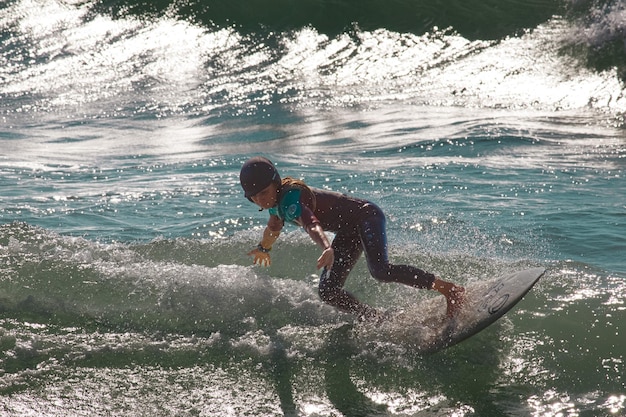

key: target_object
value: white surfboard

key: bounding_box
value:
[358,267,546,353]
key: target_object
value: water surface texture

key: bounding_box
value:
[1,0,625,415]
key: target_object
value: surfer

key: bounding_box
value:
[240,156,465,320]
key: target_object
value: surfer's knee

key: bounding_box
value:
[318,270,342,306]
[318,280,341,306]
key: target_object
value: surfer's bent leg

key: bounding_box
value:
[359,209,436,290]
[318,232,377,319]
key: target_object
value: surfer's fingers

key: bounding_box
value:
[253,252,271,267]
[316,247,334,270]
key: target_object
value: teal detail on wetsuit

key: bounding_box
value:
[268,188,302,223]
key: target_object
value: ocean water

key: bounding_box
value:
[1,0,625,416]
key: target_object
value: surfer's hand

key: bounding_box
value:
[316,247,334,270]
[248,248,271,267]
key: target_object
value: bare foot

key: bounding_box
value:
[433,278,466,318]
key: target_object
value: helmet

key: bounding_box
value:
[239,157,281,199]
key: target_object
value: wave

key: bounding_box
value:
[2,220,623,386]
[2,222,624,417]
[1,0,624,122]
[87,0,563,40]
[0,222,338,335]
[91,0,626,85]
[564,0,626,79]
[0,221,545,334]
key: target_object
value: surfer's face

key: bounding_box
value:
[250,183,278,210]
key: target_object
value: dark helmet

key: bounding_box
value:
[239,157,281,199]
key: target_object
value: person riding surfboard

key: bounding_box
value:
[240,156,465,321]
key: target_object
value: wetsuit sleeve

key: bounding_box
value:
[294,186,319,229]
[298,204,320,230]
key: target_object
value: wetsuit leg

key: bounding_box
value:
[318,231,377,318]
[360,213,436,289]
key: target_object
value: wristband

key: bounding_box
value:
[257,244,271,253]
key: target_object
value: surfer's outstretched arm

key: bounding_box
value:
[296,205,334,270]
[433,278,465,318]
[247,216,282,267]
[305,223,334,270]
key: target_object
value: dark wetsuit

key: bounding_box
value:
[269,185,436,317]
